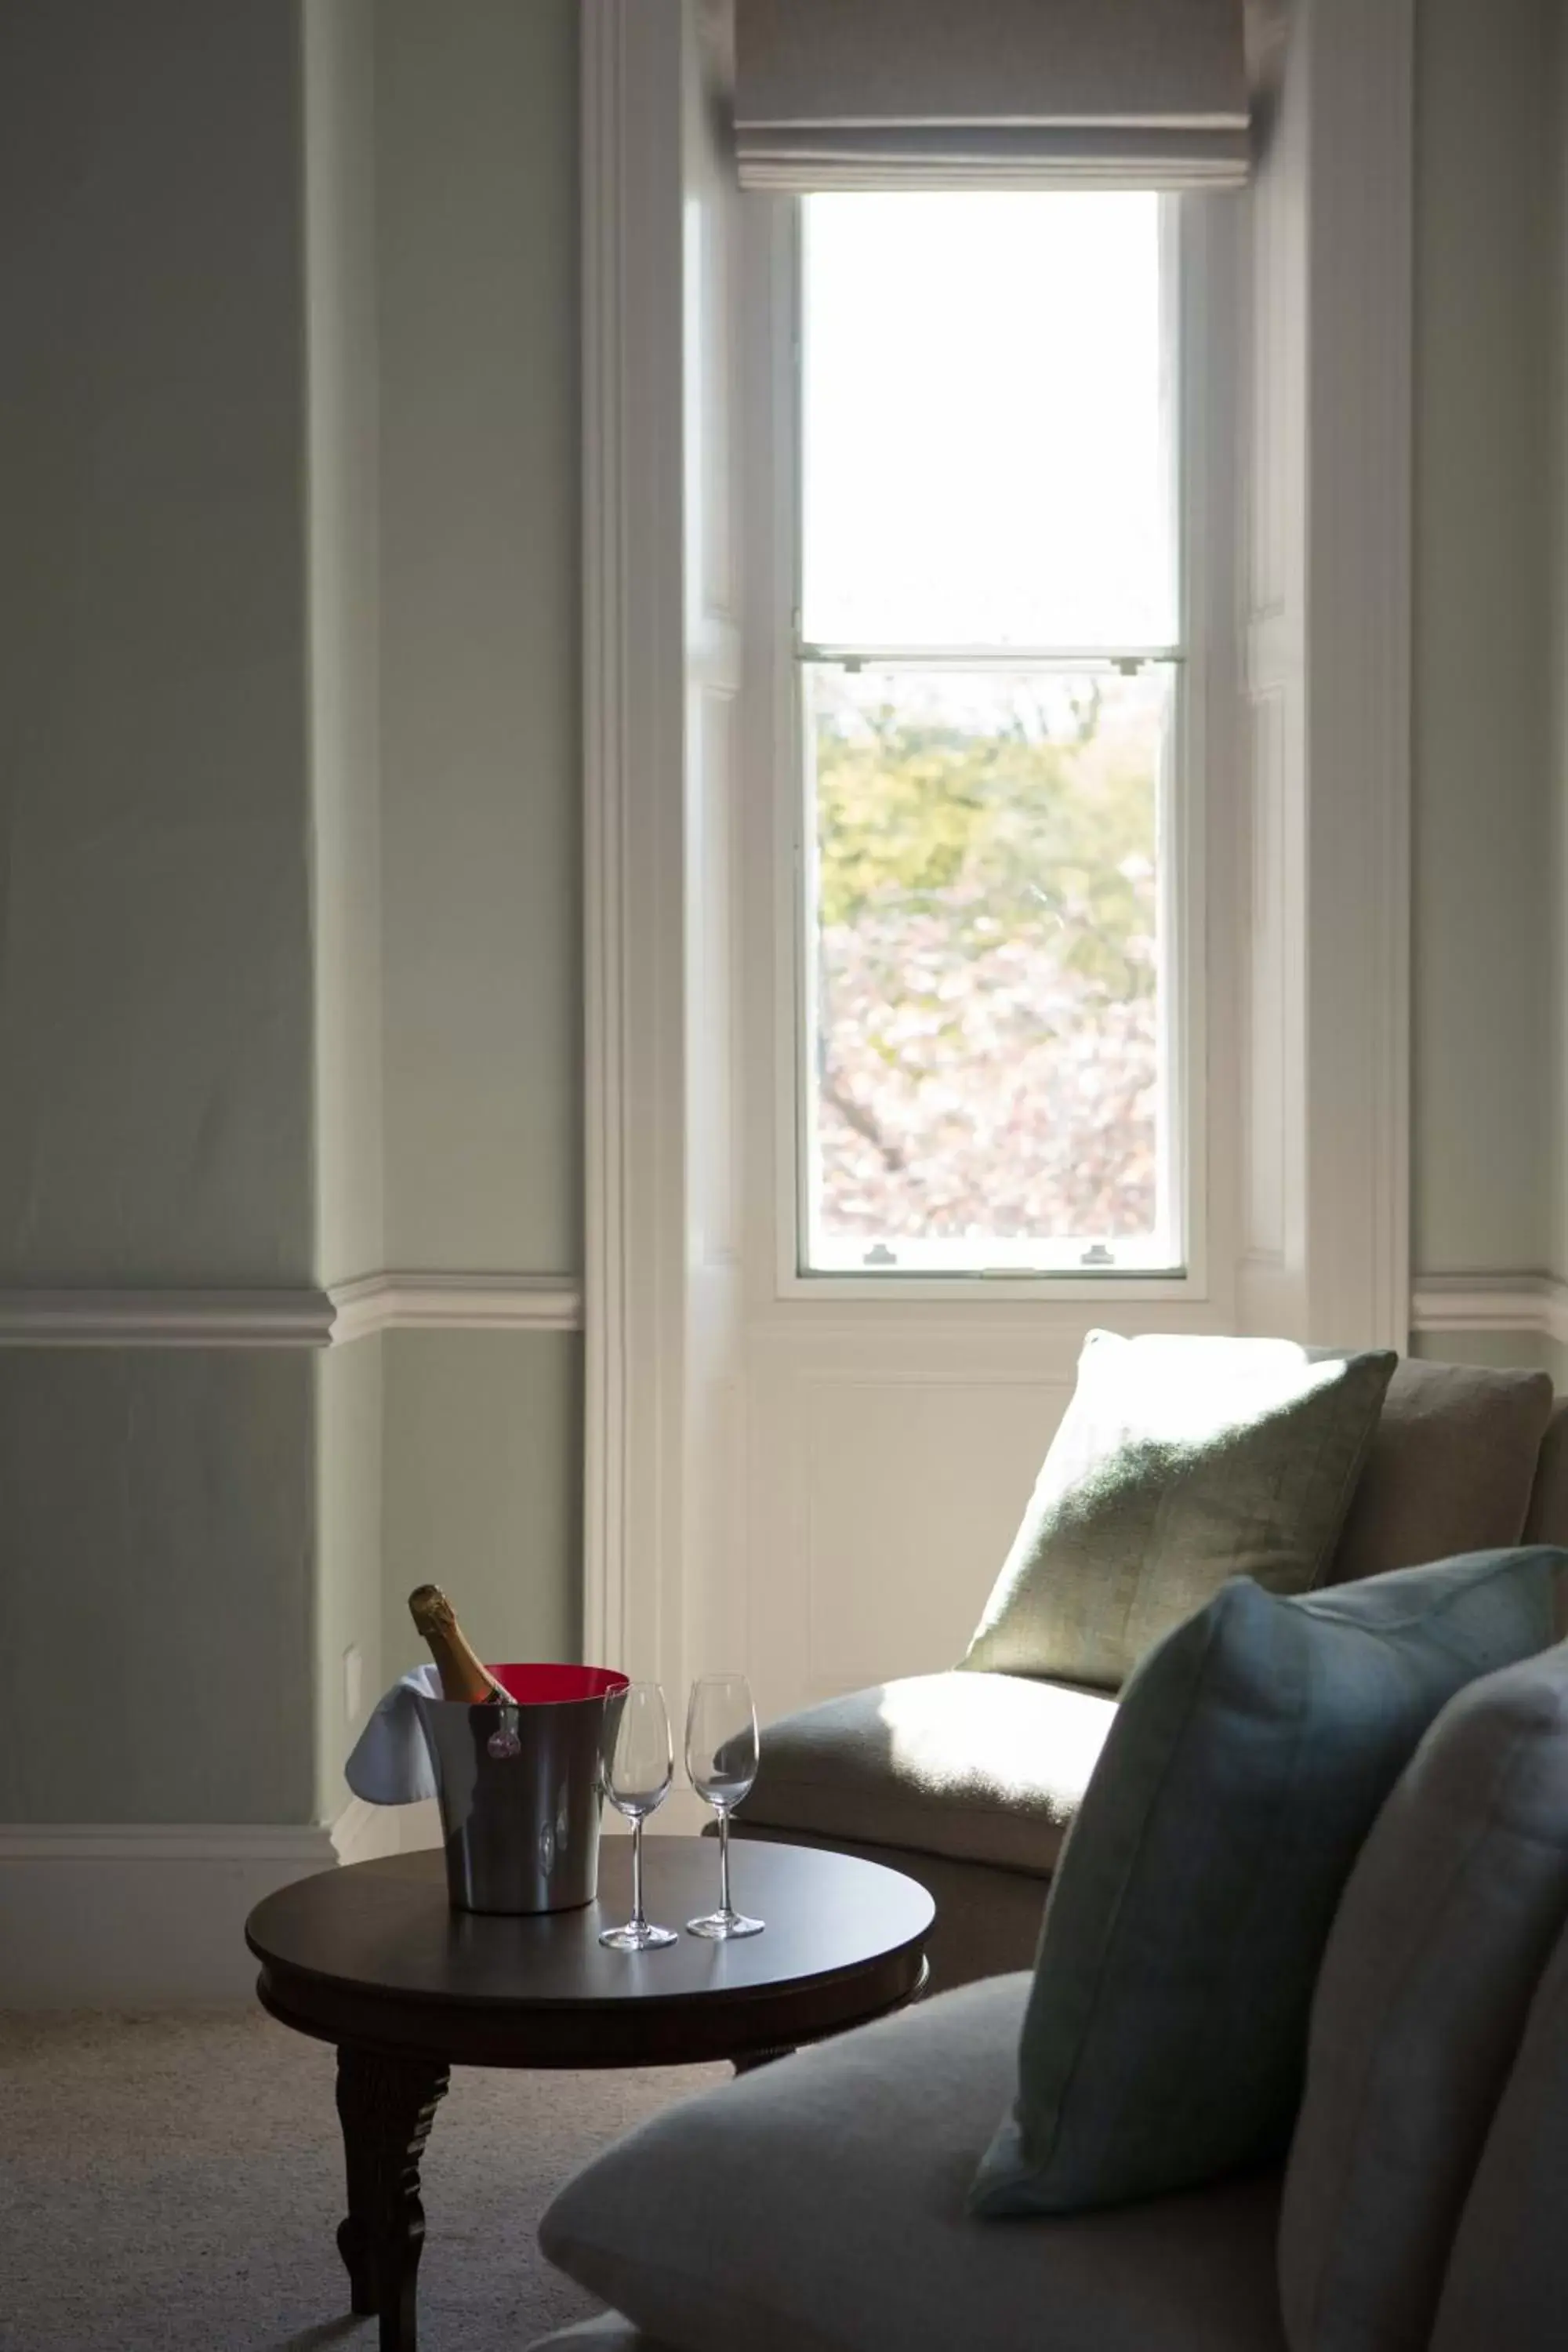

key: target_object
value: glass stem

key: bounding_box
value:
[718,1805,731,1917]
[631,1815,646,1931]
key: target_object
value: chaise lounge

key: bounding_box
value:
[525,1356,1568,2349]
[731,1356,1568,1988]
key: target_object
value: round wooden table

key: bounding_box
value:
[246,1837,933,2352]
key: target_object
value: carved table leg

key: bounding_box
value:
[335,2045,449,2352]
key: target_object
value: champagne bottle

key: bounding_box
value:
[408,1584,510,1705]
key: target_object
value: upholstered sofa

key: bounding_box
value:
[528,1575,1568,2352]
[531,1950,1568,2351]
[731,1357,1568,1990]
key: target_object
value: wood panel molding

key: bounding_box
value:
[1409,1275,1568,1350]
[0,1287,339,1348]
[328,1274,583,1342]
[0,1275,585,1348]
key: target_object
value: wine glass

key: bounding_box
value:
[685,1674,764,1939]
[598,1682,678,1951]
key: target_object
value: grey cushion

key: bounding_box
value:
[1328,1358,1553,1586]
[963,1331,1396,1690]
[970,1548,1565,2219]
[742,1671,1116,1876]
[540,1974,1288,2352]
[1279,1643,1568,2352]
[1428,1907,1568,2352]
[1524,1398,1568,1549]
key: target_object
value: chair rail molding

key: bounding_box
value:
[1410,1275,1568,1349]
[328,1273,584,1343]
[0,1287,338,1348]
[0,1276,584,1348]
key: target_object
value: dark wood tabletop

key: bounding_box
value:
[245,1838,935,2352]
[248,1837,933,2066]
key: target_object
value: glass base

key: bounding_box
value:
[687,1909,765,1940]
[599,1919,677,1951]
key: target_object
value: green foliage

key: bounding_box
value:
[813,679,1156,1004]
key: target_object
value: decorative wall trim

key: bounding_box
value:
[0,1287,338,1348]
[0,1821,338,1864]
[1410,1275,1568,1350]
[0,1276,584,1348]
[0,1822,337,2007]
[328,1272,584,1343]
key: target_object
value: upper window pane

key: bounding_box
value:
[800,192,1173,651]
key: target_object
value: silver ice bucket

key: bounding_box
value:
[412,1664,629,1915]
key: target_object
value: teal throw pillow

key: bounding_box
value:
[962,1330,1397,1691]
[969,1546,1566,2218]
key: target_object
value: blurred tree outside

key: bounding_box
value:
[810,666,1163,1250]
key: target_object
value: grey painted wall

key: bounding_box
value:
[1412,0,1557,1279]
[0,2,316,1287]
[368,0,586,1721]
[0,3,326,1826]
[0,1350,316,1823]
[304,0,389,1814]
[376,0,583,1278]
[316,1338,383,1820]
[309,0,387,1296]
[1554,5,1568,1292]
[379,1333,582,1687]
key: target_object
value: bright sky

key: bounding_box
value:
[801,192,1174,652]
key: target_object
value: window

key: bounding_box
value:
[795,192,1185,1278]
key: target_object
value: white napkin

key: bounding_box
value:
[344,1665,445,1805]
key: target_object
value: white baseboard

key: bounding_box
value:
[0,1824,337,2009]
[329,1795,441,1866]
[0,1794,710,2008]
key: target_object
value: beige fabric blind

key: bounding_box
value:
[734,0,1252,191]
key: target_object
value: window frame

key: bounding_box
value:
[768,191,1214,1301]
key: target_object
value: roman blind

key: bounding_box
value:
[733,0,1253,191]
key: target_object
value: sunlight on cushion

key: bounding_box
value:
[745,1671,1119,1875]
[872,1674,1116,1819]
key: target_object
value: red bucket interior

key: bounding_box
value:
[488,1664,629,1705]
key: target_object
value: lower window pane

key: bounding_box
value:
[804,665,1174,1273]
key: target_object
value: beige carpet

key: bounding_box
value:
[0,2009,724,2350]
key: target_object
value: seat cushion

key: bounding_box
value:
[963,1331,1396,1690]
[540,1974,1288,2352]
[1327,1358,1553,1586]
[969,1548,1565,2219]
[742,1671,1116,1877]
[1428,1907,1568,2351]
[1279,1642,1568,2352]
